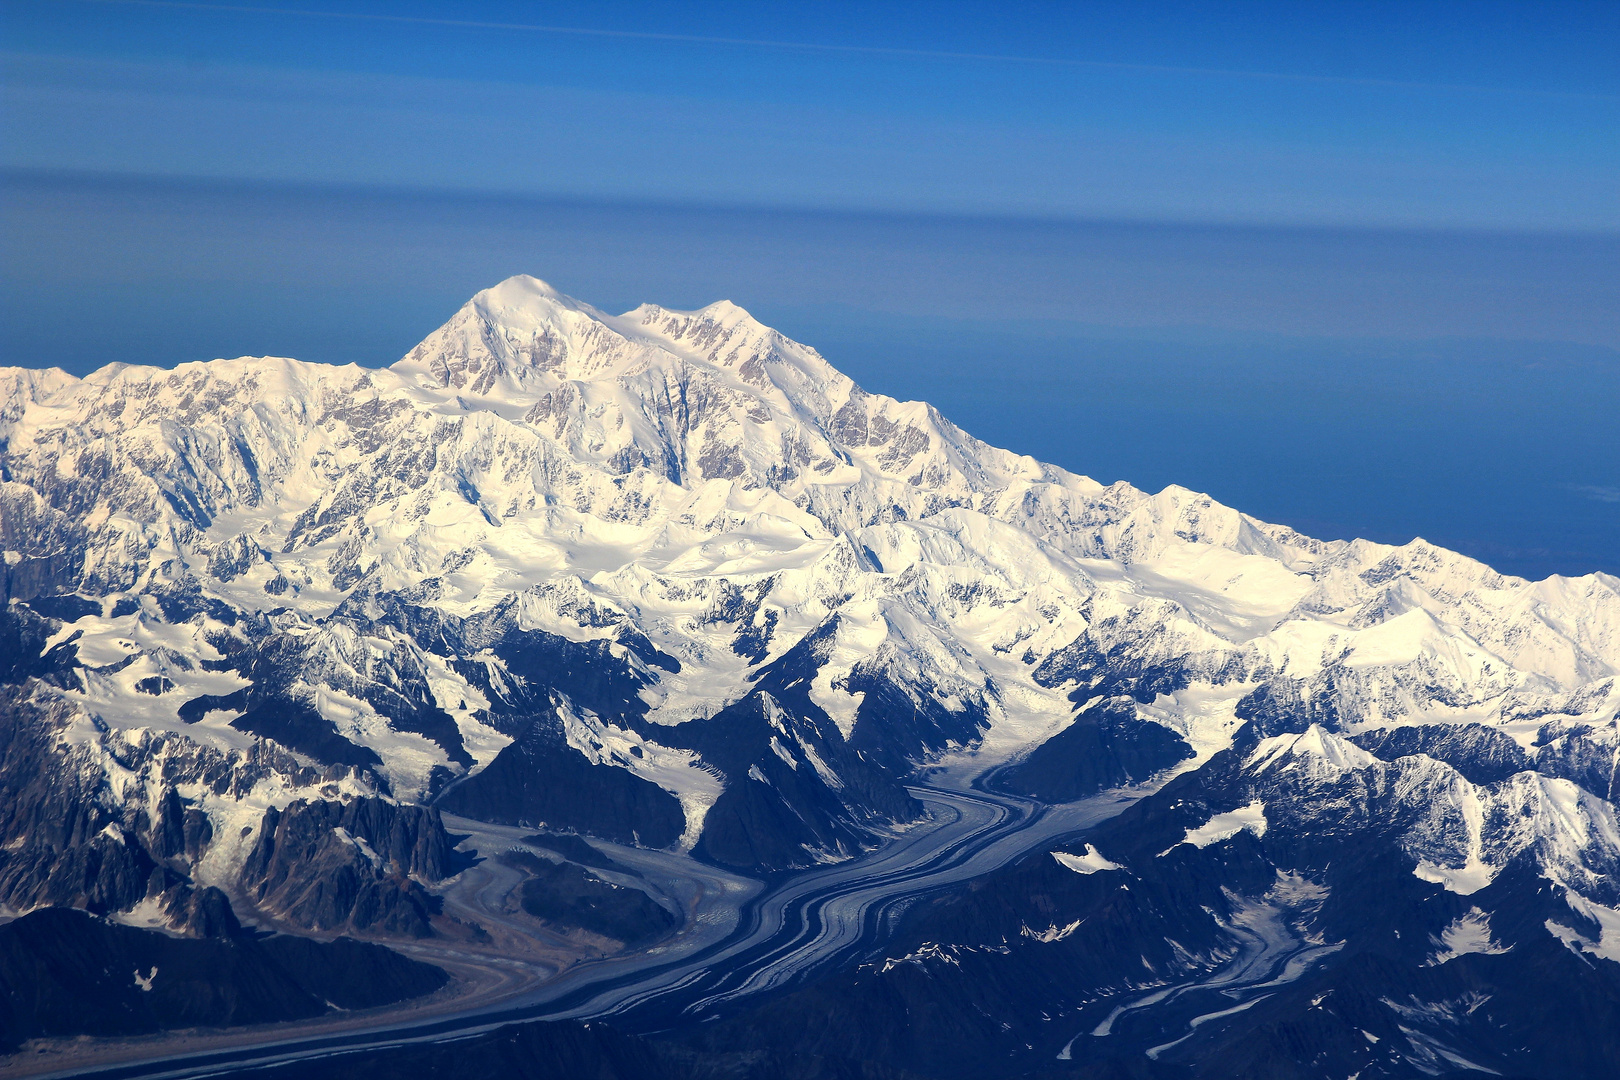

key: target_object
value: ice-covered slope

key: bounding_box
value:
[4,276,1620,916]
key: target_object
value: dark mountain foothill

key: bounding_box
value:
[438,718,689,846]
[17,592,103,624]
[991,698,1194,802]
[500,849,679,947]
[0,908,447,1052]
[231,1017,927,1080]
[239,797,461,937]
[1349,722,1533,786]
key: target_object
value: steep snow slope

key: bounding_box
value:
[4,276,1620,912]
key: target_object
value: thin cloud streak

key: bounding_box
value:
[11,49,1616,234]
[81,0,1619,101]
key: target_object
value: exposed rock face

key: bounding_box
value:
[0,678,219,935]
[437,719,688,846]
[238,798,455,938]
[502,849,678,948]
[1351,721,1536,784]
[992,697,1194,802]
[0,608,451,942]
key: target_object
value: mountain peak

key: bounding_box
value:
[391,275,626,396]
[471,274,580,315]
[695,298,753,324]
[489,272,563,298]
[391,276,843,424]
[464,274,614,333]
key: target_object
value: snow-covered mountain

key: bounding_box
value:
[4,275,1620,954]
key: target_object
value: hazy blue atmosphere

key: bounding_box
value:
[3,1,1618,580]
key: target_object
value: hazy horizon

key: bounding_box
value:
[4,168,1617,584]
[4,2,1617,581]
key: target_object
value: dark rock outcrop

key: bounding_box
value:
[667,623,925,871]
[993,698,1194,803]
[0,603,80,688]
[520,832,637,876]
[1352,721,1534,785]
[0,687,174,921]
[502,850,678,947]
[438,719,687,847]
[238,797,455,937]
[0,908,447,1052]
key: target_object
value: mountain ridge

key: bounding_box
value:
[2,273,1618,927]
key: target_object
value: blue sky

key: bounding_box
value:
[2,1,1618,579]
[6,1,1620,228]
